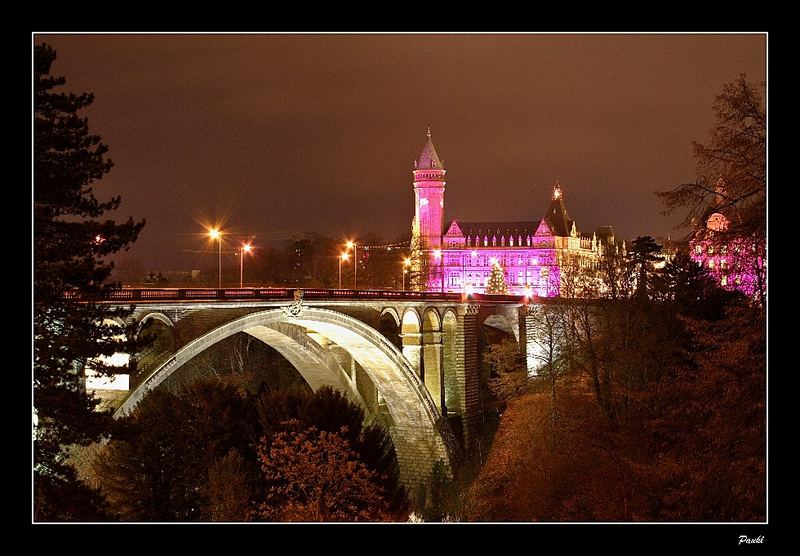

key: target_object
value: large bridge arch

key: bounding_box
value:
[115,306,449,490]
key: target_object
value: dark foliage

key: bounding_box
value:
[34,43,145,520]
[93,380,406,520]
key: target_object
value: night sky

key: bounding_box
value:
[36,34,765,271]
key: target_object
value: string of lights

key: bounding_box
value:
[360,240,411,251]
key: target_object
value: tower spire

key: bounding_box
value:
[415,128,445,171]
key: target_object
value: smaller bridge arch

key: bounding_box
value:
[136,311,174,333]
[442,309,460,416]
[421,308,444,413]
[400,308,422,377]
[378,307,402,351]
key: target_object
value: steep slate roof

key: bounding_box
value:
[543,196,575,237]
[454,221,538,243]
[416,136,445,170]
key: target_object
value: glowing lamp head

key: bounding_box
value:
[489,256,498,266]
[404,257,412,267]
[346,240,355,250]
[340,252,350,262]
[242,243,252,253]
[552,181,563,200]
[433,249,442,260]
[208,228,221,240]
[523,286,533,298]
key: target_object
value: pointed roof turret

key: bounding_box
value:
[542,180,575,237]
[415,127,445,170]
[699,175,737,231]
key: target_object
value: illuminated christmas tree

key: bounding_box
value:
[486,262,509,294]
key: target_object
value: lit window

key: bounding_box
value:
[721,245,727,254]
[708,260,715,269]
[695,245,702,255]
[720,260,727,269]
[721,276,727,286]
[708,245,714,255]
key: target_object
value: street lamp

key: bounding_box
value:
[339,252,349,289]
[346,240,357,289]
[208,227,222,289]
[433,249,443,292]
[239,243,252,288]
[402,257,412,291]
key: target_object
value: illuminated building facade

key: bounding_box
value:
[411,130,621,296]
[689,177,764,297]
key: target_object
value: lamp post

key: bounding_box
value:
[208,228,222,289]
[346,240,357,289]
[339,252,349,289]
[239,243,252,288]
[433,249,443,292]
[402,257,411,291]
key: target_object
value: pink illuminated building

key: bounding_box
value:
[689,177,765,299]
[410,130,622,296]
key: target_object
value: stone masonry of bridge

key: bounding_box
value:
[94,289,547,498]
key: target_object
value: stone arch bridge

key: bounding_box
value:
[88,287,547,492]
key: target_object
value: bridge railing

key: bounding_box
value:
[64,287,491,303]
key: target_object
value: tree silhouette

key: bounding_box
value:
[627,236,662,299]
[658,75,765,236]
[34,43,145,520]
